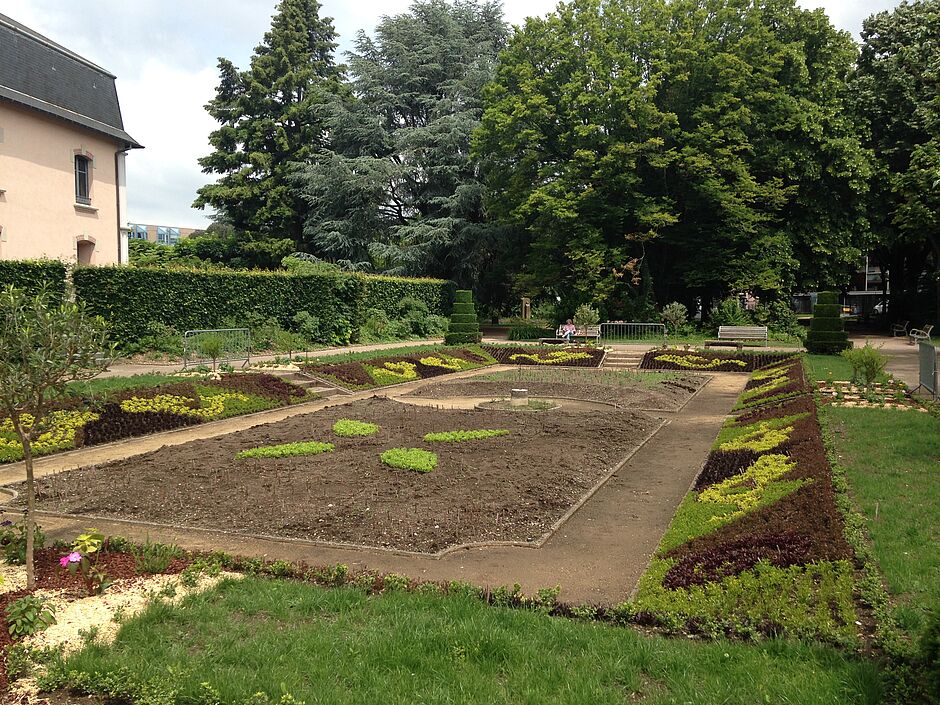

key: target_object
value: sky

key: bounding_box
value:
[4,0,902,229]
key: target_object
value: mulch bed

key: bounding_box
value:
[483,346,605,367]
[18,398,658,554]
[406,375,706,410]
[640,349,797,372]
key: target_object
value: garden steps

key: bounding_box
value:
[602,351,643,370]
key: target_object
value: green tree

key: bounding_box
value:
[194,0,344,248]
[0,287,110,588]
[851,0,940,321]
[475,0,869,315]
[295,0,508,286]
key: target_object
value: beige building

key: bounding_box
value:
[0,13,141,265]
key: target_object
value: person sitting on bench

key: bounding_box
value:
[560,319,577,342]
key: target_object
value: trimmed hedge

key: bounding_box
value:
[0,260,67,299]
[806,292,850,355]
[73,266,451,347]
[444,289,482,345]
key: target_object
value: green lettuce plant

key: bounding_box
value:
[380,448,438,473]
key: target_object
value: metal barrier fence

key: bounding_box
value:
[599,322,667,345]
[917,341,938,398]
[182,328,251,370]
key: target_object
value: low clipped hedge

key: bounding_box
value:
[73,266,451,347]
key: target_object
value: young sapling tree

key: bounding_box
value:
[0,286,110,588]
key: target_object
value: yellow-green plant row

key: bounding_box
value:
[0,411,100,462]
[423,429,510,443]
[367,361,419,385]
[654,354,747,370]
[418,354,477,371]
[508,350,591,365]
[698,454,805,522]
[380,448,438,473]
[718,422,794,453]
[119,392,252,420]
[333,419,379,437]
[236,441,335,460]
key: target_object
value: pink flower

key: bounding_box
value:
[59,551,81,567]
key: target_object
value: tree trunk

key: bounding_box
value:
[16,427,36,590]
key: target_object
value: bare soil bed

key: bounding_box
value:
[406,370,706,410]
[14,398,659,554]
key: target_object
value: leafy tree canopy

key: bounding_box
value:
[294,0,509,287]
[194,0,345,247]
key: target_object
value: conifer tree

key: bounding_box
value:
[194,0,344,248]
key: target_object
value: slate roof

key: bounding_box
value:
[0,13,142,148]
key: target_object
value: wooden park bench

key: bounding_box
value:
[540,324,601,345]
[704,325,769,349]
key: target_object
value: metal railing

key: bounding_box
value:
[599,322,667,345]
[182,328,251,370]
[916,341,938,399]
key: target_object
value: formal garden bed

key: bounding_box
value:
[13,398,658,554]
[0,374,312,464]
[640,349,797,372]
[300,345,497,390]
[406,368,706,410]
[630,358,859,645]
[481,345,605,367]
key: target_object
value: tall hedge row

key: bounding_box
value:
[72,266,451,346]
[0,260,67,299]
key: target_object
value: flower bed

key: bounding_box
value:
[0,373,310,463]
[640,349,796,373]
[732,358,810,411]
[301,346,497,390]
[483,346,605,367]
[630,360,858,644]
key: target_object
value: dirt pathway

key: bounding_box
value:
[7,374,747,605]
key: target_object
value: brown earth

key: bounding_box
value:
[18,398,658,555]
[405,373,706,410]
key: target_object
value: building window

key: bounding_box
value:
[157,226,180,245]
[128,224,148,240]
[74,155,91,205]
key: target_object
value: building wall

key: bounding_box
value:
[0,101,126,265]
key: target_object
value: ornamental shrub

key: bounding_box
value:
[573,304,600,327]
[0,260,66,299]
[709,297,751,329]
[444,290,482,344]
[840,342,888,387]
[660,302,688,333]
[805,292,850,354]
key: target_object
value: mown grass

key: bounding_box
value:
[56,576,884,705]
[827,406,940,636]
[475,368,686,388]
[63,373,189,397]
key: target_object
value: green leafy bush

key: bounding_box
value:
[133,538,184,575]
[6,595,55,638]
[573,304,600,327]
[805,292,850,354]
[380,447,438,473]
[507,318,554,340]
[444,290,482,345]
[709,297,751,328]
[0,521,45,565]
[423,429,510,442]
[333,419,379,437]
[840,343,888,386]
[660,302,688,333]
[0,260,66,299]
[236,441,335,460]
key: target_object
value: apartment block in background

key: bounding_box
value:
[0,13,141,265]
[128,223,200,245]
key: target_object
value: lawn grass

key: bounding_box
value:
[475,368,686,388]
[63,373,188,397]
[54,576,884,705]
[826,406,940,636]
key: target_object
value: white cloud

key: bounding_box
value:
[4,0,905,229]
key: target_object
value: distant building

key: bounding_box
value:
[0,13,142,265]
[127,224,200,245]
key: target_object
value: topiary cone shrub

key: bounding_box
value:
[805,291,851,354]
[444,290,482,345]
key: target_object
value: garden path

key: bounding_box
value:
[3,372,747,605]
[849,334,923,389]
